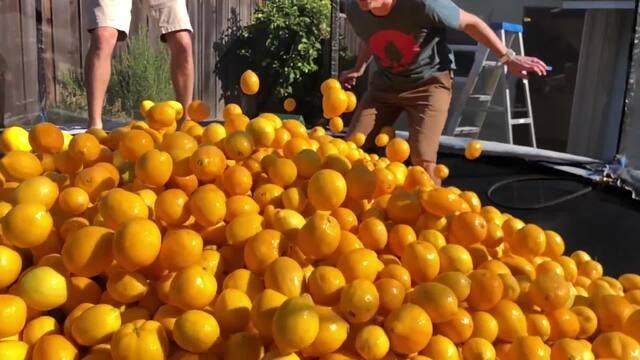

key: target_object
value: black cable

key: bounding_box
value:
[487,175,593,210]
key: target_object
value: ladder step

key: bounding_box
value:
[469,94,492,102]
[510,118,533,125]
[464,106,504,113]
[482,61,503,68]
[454,127,481,135]
[449,45,479,52]
[463,106,533,115]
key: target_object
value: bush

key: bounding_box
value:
[58,26,173,121]
[214,0,332,119]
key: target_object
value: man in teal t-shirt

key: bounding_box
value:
[341,0,547,180]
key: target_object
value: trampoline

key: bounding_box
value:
[438,150,640,277]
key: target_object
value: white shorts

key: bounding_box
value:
[85,0,193,41]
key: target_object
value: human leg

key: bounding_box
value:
[346,90,402,153]
[84,0,132,129]
[165,31,194,121]
[402,73,453,180]
[147,0,194,121]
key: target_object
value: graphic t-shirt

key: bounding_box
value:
[345,0,461,90]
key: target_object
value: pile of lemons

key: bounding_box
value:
[0,77,638,360]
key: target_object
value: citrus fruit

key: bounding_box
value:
[0,294,26,338]
[297,212,341,259]
[22,315,60,346]
[421,334,458,360]
[386,138,410,163]
[272,296,320,353]
[173,310,219,353]
[302,305,349,357]
[213,288,252,334]
[323,89,348,118]
[410,282,458,323]
[187,100,210,122]
[308,169,347,211]
[284,98,297,112]
[189,145,226,182]
[189,185,226,227]
[225,331,265,360]
[98,188,149,230]
[68,133,101,165]
[1,150,42,180]
[375,278,406,316]
[114,218,161,271]
[2,202,53,248]
[110,320,169,360]
[384,303,433,355]
[251,289,288,340]
[264,257,303,298]
[337,248,383,283]
[71,303,121,346]
[32,334,78,360]
[401,241,440,283]
[159,228,203,271]
[355,325,390,360]
[0,246,22,290]
[147,102,178,130]
[329,117,344,133]
[465,141,483,160]
[241,70,260,95]
[339,279,380,324]
[169,265,217,310]
[223,268,264,300]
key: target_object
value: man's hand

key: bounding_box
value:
[507,55,548,78]
[339,69,364,89]
[459,10,548,79]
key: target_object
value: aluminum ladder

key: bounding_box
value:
[444,22,539,148]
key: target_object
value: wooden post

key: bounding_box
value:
[0,53,6,127]
[41,0,56,105]
[322,0,340,80]
[330,0,340,78]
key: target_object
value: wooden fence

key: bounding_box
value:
[0,0,265,125]
[0,0,364,126]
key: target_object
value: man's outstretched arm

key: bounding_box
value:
[458,10,548,77]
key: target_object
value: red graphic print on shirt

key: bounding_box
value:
[368,30,421,73]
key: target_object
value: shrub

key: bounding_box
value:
[214,0,332,118]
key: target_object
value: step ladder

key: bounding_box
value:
[444,22,540,148]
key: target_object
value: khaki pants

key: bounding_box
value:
[347,71,453,166]
[86,0,193,41]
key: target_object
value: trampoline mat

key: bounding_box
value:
[439,153,640,277]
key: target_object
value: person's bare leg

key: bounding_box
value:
[165,31,194,122]
[85,27,119,129]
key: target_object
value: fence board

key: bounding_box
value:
[78,1,91,70]
[204,0,218,114]
[187,1,200,101]
[41,0,56,105]
[0,0,26,119]
[51,0,82,101]
[20,0,39,116]
[2,0,320,122]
